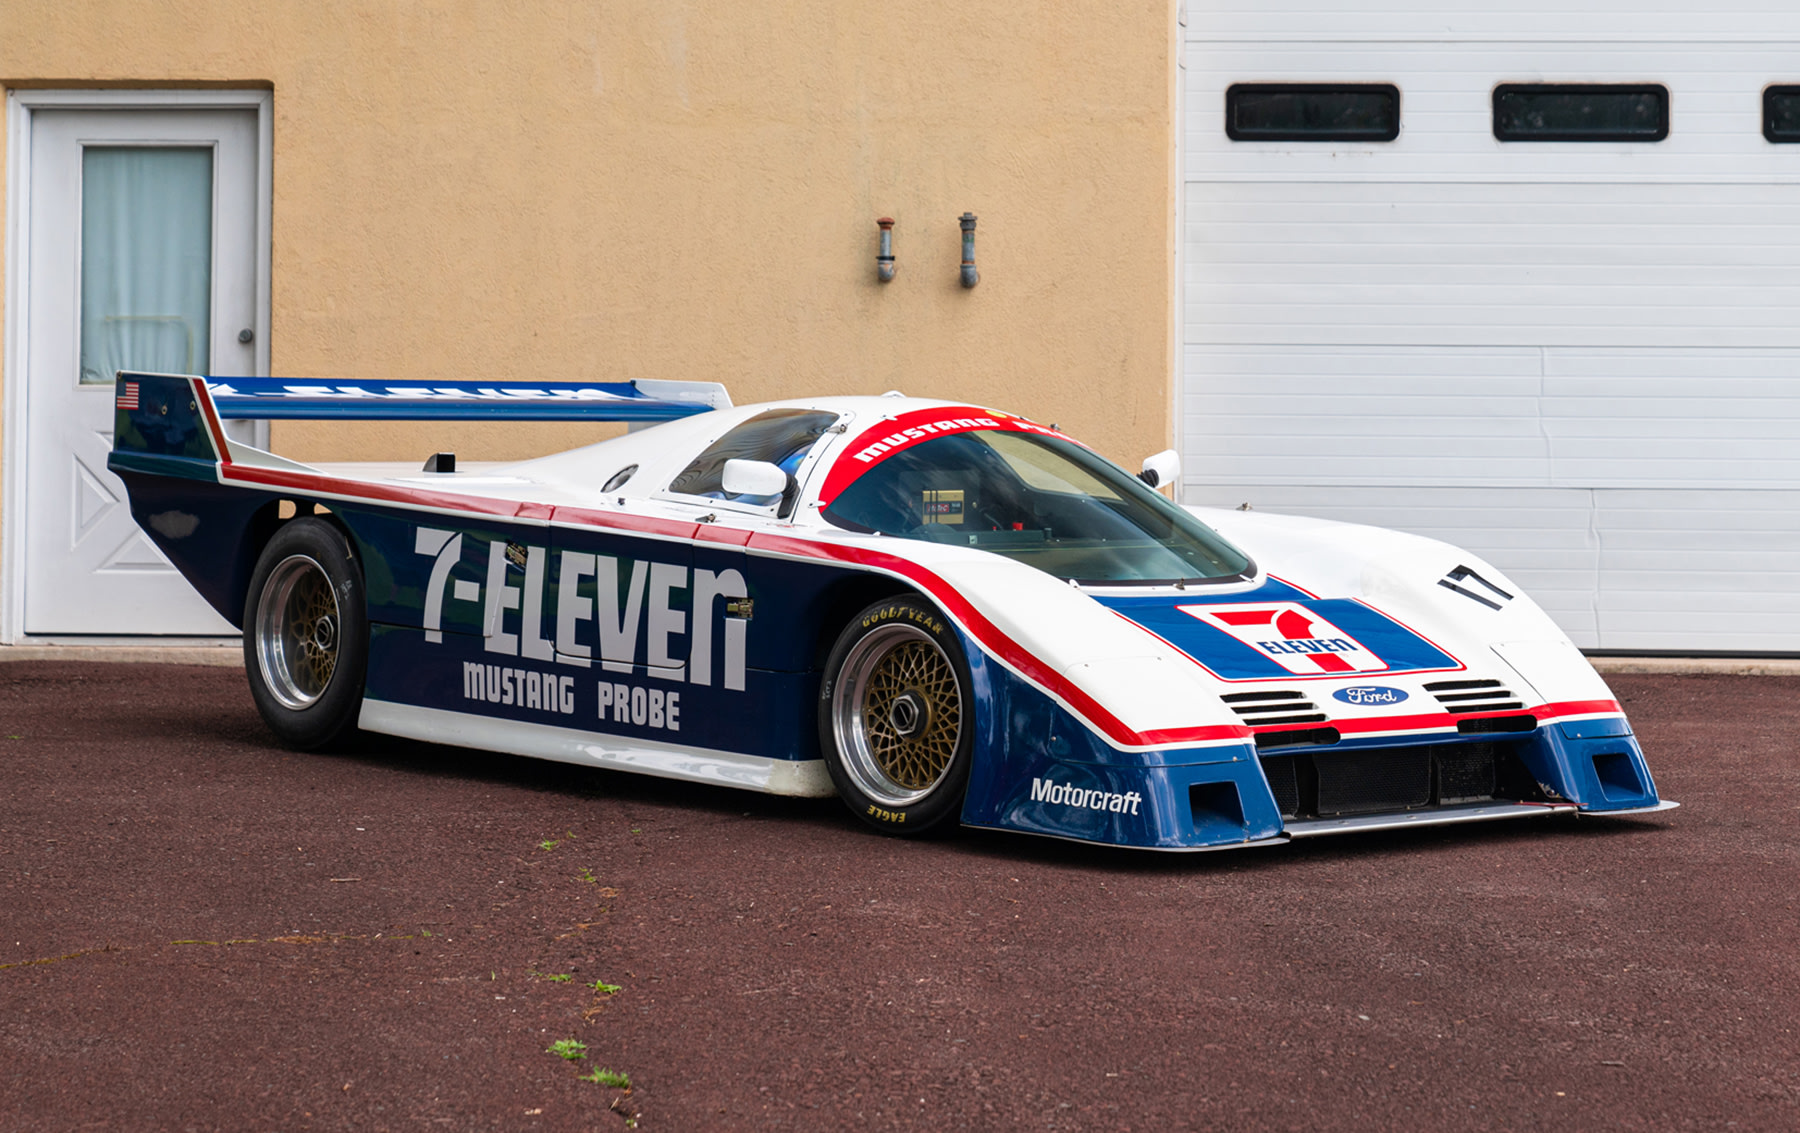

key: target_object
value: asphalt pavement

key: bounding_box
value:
[1,662,1795,1131]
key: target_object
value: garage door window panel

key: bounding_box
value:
[1493,84,1669,142]
[1764,86,1800,142]
[1225,84,1400,142]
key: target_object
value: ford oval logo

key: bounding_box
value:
[1332,686,1409,706]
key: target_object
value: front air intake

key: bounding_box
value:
[1220,689,1327,726]
[1254,727,1341,751]
[1424,678,1524,714]
[1259,740,1544,819]
[1315,748,1431,816]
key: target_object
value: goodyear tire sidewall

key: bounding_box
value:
[818,595,975,836]
[241,517,369,751]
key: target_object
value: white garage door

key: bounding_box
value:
[1181,3,1800,652]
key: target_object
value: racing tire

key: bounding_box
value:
[818,595,974,836]
[242,518,369,751]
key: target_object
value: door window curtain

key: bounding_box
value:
[78,146,213,384]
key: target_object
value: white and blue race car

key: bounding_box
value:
[108,371,1674,851]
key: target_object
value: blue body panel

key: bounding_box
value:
[106,467,279,626]
[956,650,1281,848]
[112,373,220,461]
[297,500,841,762]
[1535,723,1660,811]
[365,625,819,761]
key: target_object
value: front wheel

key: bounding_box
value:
[242,518,368,750]
[818,596,974,836]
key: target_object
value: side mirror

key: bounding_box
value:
[721,458,789,497]
[1139,449,1180,489]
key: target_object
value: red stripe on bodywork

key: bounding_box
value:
[194,378,234,466]
[1251,699,1623,739]
[746,530,1249,750]
[224,466,706,539]
[1268,575,1322,599]
[214,463,1248,752]
[818,405,1080,503]
[227,464,551,520]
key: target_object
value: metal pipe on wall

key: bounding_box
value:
[959,213,979,288]
[876,218,896,283]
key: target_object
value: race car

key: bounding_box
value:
[108,371,1675,851]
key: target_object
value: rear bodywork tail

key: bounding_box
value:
[106,370,729,628]
[109,372,262,625]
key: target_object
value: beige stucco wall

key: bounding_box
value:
[3,2,1176,478]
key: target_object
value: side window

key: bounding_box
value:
[1492,84,1669,142]
[668,409,840,506]
[1225,84,1400,142]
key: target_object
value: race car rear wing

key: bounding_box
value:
[111,371,732,470]
[197,374,731,421]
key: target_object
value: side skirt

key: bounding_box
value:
[358,699,837,798]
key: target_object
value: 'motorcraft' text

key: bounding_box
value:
[1030,778,1142,815]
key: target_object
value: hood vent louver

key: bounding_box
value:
[1423,679,1524,714]
[1220,690,1327,727]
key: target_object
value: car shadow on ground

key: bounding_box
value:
[954,808,1670,875]
[284,722,1675,875]
[311,724,850,823]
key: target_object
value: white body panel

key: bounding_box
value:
[1181,3,1800,651]
[1196,505,1618,712]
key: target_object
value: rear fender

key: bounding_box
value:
[110,471,277,629]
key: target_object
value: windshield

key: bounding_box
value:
[821,430,1254,585]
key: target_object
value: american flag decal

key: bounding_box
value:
[117,381,140,410]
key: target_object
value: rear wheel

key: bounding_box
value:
[819,596,973,835]
[242,518,368,750]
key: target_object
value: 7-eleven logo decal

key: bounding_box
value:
[1178,602,1388,675]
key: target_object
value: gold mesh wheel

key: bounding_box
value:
[831,623,965,806]
[253,554,341,710]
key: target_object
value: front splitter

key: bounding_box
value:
[1283,800,1580,839]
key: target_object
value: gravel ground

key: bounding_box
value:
[1,662,1795,1131]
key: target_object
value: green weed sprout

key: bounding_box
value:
[580,1067,631,1088]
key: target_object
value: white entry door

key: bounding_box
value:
[17,106,263,635]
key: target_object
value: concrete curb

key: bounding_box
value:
[1588,656,1800,677]
[0,645,244,667]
